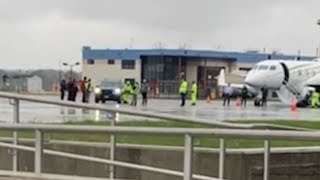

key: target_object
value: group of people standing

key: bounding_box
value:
[121,79,149,106]
[60,76,92,103]
[222,83,269,107]
[60,77,271,107]
[179,79,198,106]
[178,79,269,108]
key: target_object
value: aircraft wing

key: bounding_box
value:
[305,74,320,87]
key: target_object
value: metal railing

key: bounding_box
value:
[1,124,320,180]
[0,92,315,180]
[0,125,220,180]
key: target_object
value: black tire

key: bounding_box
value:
[117,99,121,104]
[102,99,106,103]
[95,98,99,103]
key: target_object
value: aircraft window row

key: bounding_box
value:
[270,66,276,70]
[252,65,276,71]
[297,70,318,76]
[258,65,269,70]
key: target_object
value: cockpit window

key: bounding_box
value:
[258,65,268,70]
[270,65,276,70]
[253,65,259,70]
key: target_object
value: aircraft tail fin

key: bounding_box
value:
[217,68,226,86]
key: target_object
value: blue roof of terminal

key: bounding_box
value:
[82,46,315,63]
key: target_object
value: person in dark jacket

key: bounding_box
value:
[71,79,78,102]
[261,85,269,106]
[240,86,248,107]
[60,79,67,100]
[67,78,73,101]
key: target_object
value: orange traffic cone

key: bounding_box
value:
[290,99,297,112]
[236,97,241,107]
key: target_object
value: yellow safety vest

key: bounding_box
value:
[179,81,188,94]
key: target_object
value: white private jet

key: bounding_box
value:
[244,58,320,105]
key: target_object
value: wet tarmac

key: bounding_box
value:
[0,95,319,124]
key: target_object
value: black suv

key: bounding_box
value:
[94,80,122,103]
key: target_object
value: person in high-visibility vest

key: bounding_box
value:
[311,90,320,108]
[179,79,188,106]
[122,81,132,104]
[191,81,197,106]
[85,78,92,103]
[131,82,140,106]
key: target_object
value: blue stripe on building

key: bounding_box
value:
[82,46,315,63]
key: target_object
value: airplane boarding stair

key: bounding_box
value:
[277,85,297,105]
[277,83,308,106]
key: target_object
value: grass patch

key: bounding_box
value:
[1,120,320,148]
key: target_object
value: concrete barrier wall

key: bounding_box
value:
[1,141,320,180]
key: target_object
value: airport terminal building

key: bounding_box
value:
[82,46,314,98]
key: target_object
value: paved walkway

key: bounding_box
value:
[0,95,319,123]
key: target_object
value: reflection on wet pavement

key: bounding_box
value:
[0,95,320,124]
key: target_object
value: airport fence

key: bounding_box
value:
[0,92,315,180]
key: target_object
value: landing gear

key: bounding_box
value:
[254,98,262,106]
[296,100,309,108]
[95,98,99,103]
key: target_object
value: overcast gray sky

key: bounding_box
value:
[0,0,319,70]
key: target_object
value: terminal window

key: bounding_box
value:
[87,59,95,65]
[108,59,115,65]
[122,60,135,69]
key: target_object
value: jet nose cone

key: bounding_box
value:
[245,75,260,87]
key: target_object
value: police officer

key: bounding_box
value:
[191,81,197,106]
[179,78,188,107]
[122,81,132,104]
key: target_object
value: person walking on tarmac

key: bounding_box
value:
[179,78,188,107]
[311,90,320,108]
[141,79,149,105]
[240,85,248,107]
[122,81,133,104]
[131,82,140,106]
[191,81,197,106]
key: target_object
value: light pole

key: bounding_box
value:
[317,19,320,57]
[62,62,80,79]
